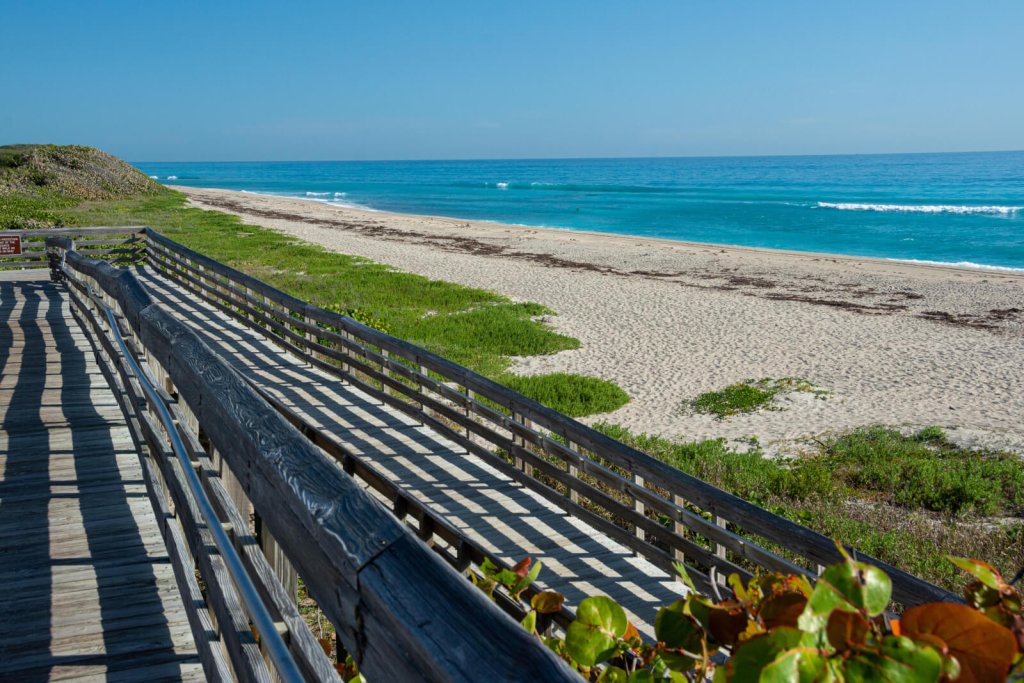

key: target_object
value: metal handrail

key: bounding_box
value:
[99,298,305,682]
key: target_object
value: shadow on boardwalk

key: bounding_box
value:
[0,276,199,680]
[136,266,687,636]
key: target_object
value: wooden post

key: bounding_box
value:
[673,493,686,564]
[634,474,646,542]
[566,441,580,504]
[258,515,299,605]
[512,412,525,471]
[714,514,728,585]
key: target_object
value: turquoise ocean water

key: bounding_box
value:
[135,151,1024,270]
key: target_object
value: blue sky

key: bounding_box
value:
[2,0,1022,161]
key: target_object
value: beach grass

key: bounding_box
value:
[46,189,628,416]
[594,422,1024,591]
[687,377,828,418]
[498,372,630,418]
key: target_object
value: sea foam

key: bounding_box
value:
[886,258,1024,273]
[818,202,1021,215]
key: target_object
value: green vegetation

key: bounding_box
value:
[595,422,1024,591]
[448,552,1023,682]
[688,377,829,418]
[0,145,628,416]
[498,373,629,418]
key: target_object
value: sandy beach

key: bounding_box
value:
[174,186,1024,455]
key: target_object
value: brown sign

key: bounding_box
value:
[0,235,23,256]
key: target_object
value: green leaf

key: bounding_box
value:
[565,596,628,667]
[759,647,832,683]
[673,561,697,592]
[521,610,537,635]
[627,671,657,683]
[655,600,705,651]
[947,556,1002,590]
[799,557,892,632]
[725,628,806,680]
[512,558,543,595]
[480,557,500,577]
[493,569,520,587]
[844,635,943,683]
[596,667,629,683]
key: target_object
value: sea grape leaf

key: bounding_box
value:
[799,558,891,633]
[521,610,537,635]
[566,596,628,667]
[596,667,628,683]
[708,601,749,646]
[623,621,641,644]
[655,600,705,651]
[673,561,697,592]
[531,590,565,614]
[512,557,533,578]
[826,610,869,651]
[512,558,543,595]
[901,602,1018,683]
[947,556,1002,590]
[724,627,810,680]
[759,647,835,683]
[760,592,809,630]
[480,557,500,577]
[843,635,942,683]
[728,573,749,602]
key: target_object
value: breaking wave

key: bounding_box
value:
[817,202,1021,215]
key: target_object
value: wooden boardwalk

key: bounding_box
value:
[134,266,688,637]
[0,270,203,682]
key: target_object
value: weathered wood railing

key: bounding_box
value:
[1,226,144,271]
[48,231,579,683]
[135,227,958,608]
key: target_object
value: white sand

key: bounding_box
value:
[174,186,1024,454]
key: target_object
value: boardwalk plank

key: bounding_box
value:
[136,263,688,638]
[0,277,201,682]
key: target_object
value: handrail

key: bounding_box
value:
[99,301,305,683]
[48,233,580,682]
[140,227,959,607]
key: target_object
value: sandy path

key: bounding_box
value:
[173,186,1024,454]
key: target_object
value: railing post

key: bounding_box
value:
[673,494,686,565]
[566,441,580,504]
[634,473,646,542]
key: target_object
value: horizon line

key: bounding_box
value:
[131,148,1024,165]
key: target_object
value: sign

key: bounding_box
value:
[0,235,23,257]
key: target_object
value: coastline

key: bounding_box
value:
[172,185,1024,454]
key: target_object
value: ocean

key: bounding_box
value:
[134,151,1024,270]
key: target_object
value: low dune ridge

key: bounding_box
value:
[175,185,1024,455]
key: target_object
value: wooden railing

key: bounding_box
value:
[48,230,579,683]
[2,227,144,271]
[135,228,957,608]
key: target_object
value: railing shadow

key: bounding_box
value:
[0,279,191,679]
[135,267,688,634]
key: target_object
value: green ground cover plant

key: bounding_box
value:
[595,422,1024,592]
[499,373,631,418]
[688,377,829,419]
[3,183,628,416]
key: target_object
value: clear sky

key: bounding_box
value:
[2,0,1022,161]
